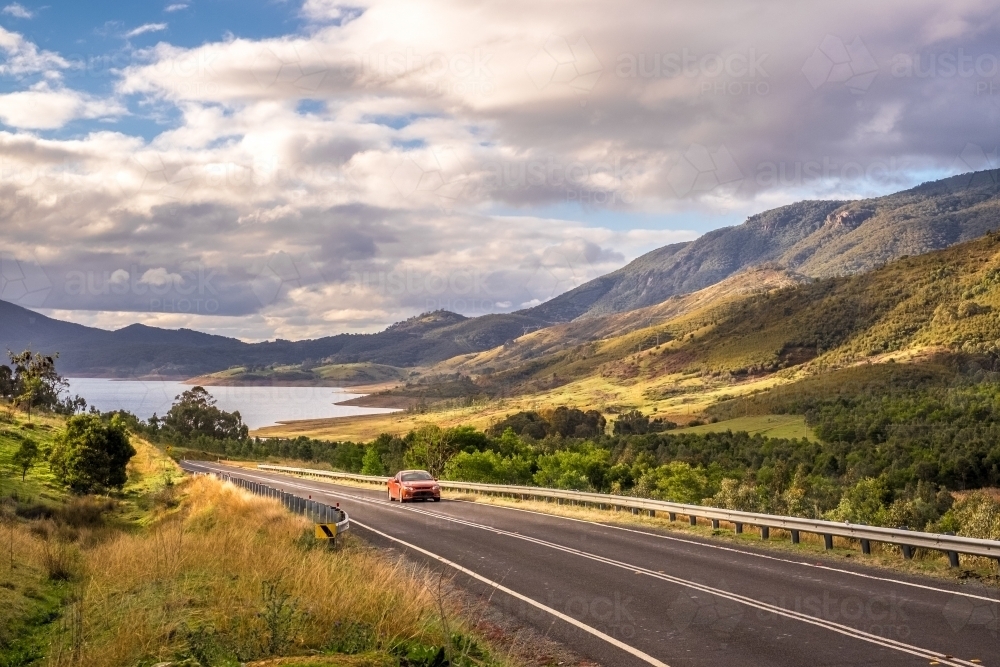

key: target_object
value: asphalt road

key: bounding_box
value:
[180,461,999,667]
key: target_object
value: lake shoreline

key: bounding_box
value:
[65,378,398,430]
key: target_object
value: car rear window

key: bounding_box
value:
[401,471,433,481]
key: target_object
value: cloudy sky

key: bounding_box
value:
[0,0,997,340]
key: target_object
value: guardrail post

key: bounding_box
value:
[668,512,677,522]
[760,526,769,540]
[897,527,914,559]
[689,515,697,526]
[861,539,871,555]
[711,519,719,529]
[649,510,656,518]
[791,530,800,544]
[735,522,743,534]
[823,534,833,550]
[944,532,959,567]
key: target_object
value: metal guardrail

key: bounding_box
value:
[258,464,1000,567]
[190,467,350,537]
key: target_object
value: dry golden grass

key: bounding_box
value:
[42,475,471,666]
[246,657,396,667]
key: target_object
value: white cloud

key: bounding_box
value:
[0,0,997,340]
[138,268,184,287]
[0,25,68,78]
[164,3,188,12]
[125,23,168,38]
[0,84,124,129]
[2,3,33,19]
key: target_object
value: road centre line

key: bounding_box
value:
[448,497,1000,605]
[189,463,985,667]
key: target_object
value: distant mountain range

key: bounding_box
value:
[0,302,548,378]
[529,170,1000,318]
[2,169,998,379]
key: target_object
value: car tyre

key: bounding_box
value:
[433,497,441,502]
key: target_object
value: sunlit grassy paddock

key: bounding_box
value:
[670,414,817,441]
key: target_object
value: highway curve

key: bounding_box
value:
[180,461,999,667]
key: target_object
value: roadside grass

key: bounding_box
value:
[1,408,516,667]
[44,475,500,667]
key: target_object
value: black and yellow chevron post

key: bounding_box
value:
[315,522,338,547]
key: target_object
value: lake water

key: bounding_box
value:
[65,378,397,430]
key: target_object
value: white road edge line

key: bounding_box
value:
[350,518,672,667]
[262,466,1000,605]
[195,463,999,603]
[446,497,1000,605]
[191,464,978,667]
[352,498,977,667]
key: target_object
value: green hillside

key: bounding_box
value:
[389,230,1000,410]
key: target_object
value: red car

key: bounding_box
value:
[388,470,441,502]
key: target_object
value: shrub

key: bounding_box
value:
[443,450,533,485]
[49,414,136,493]
[946,491,1000,540]
[534,444,611,491]
[632,461,710,504]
